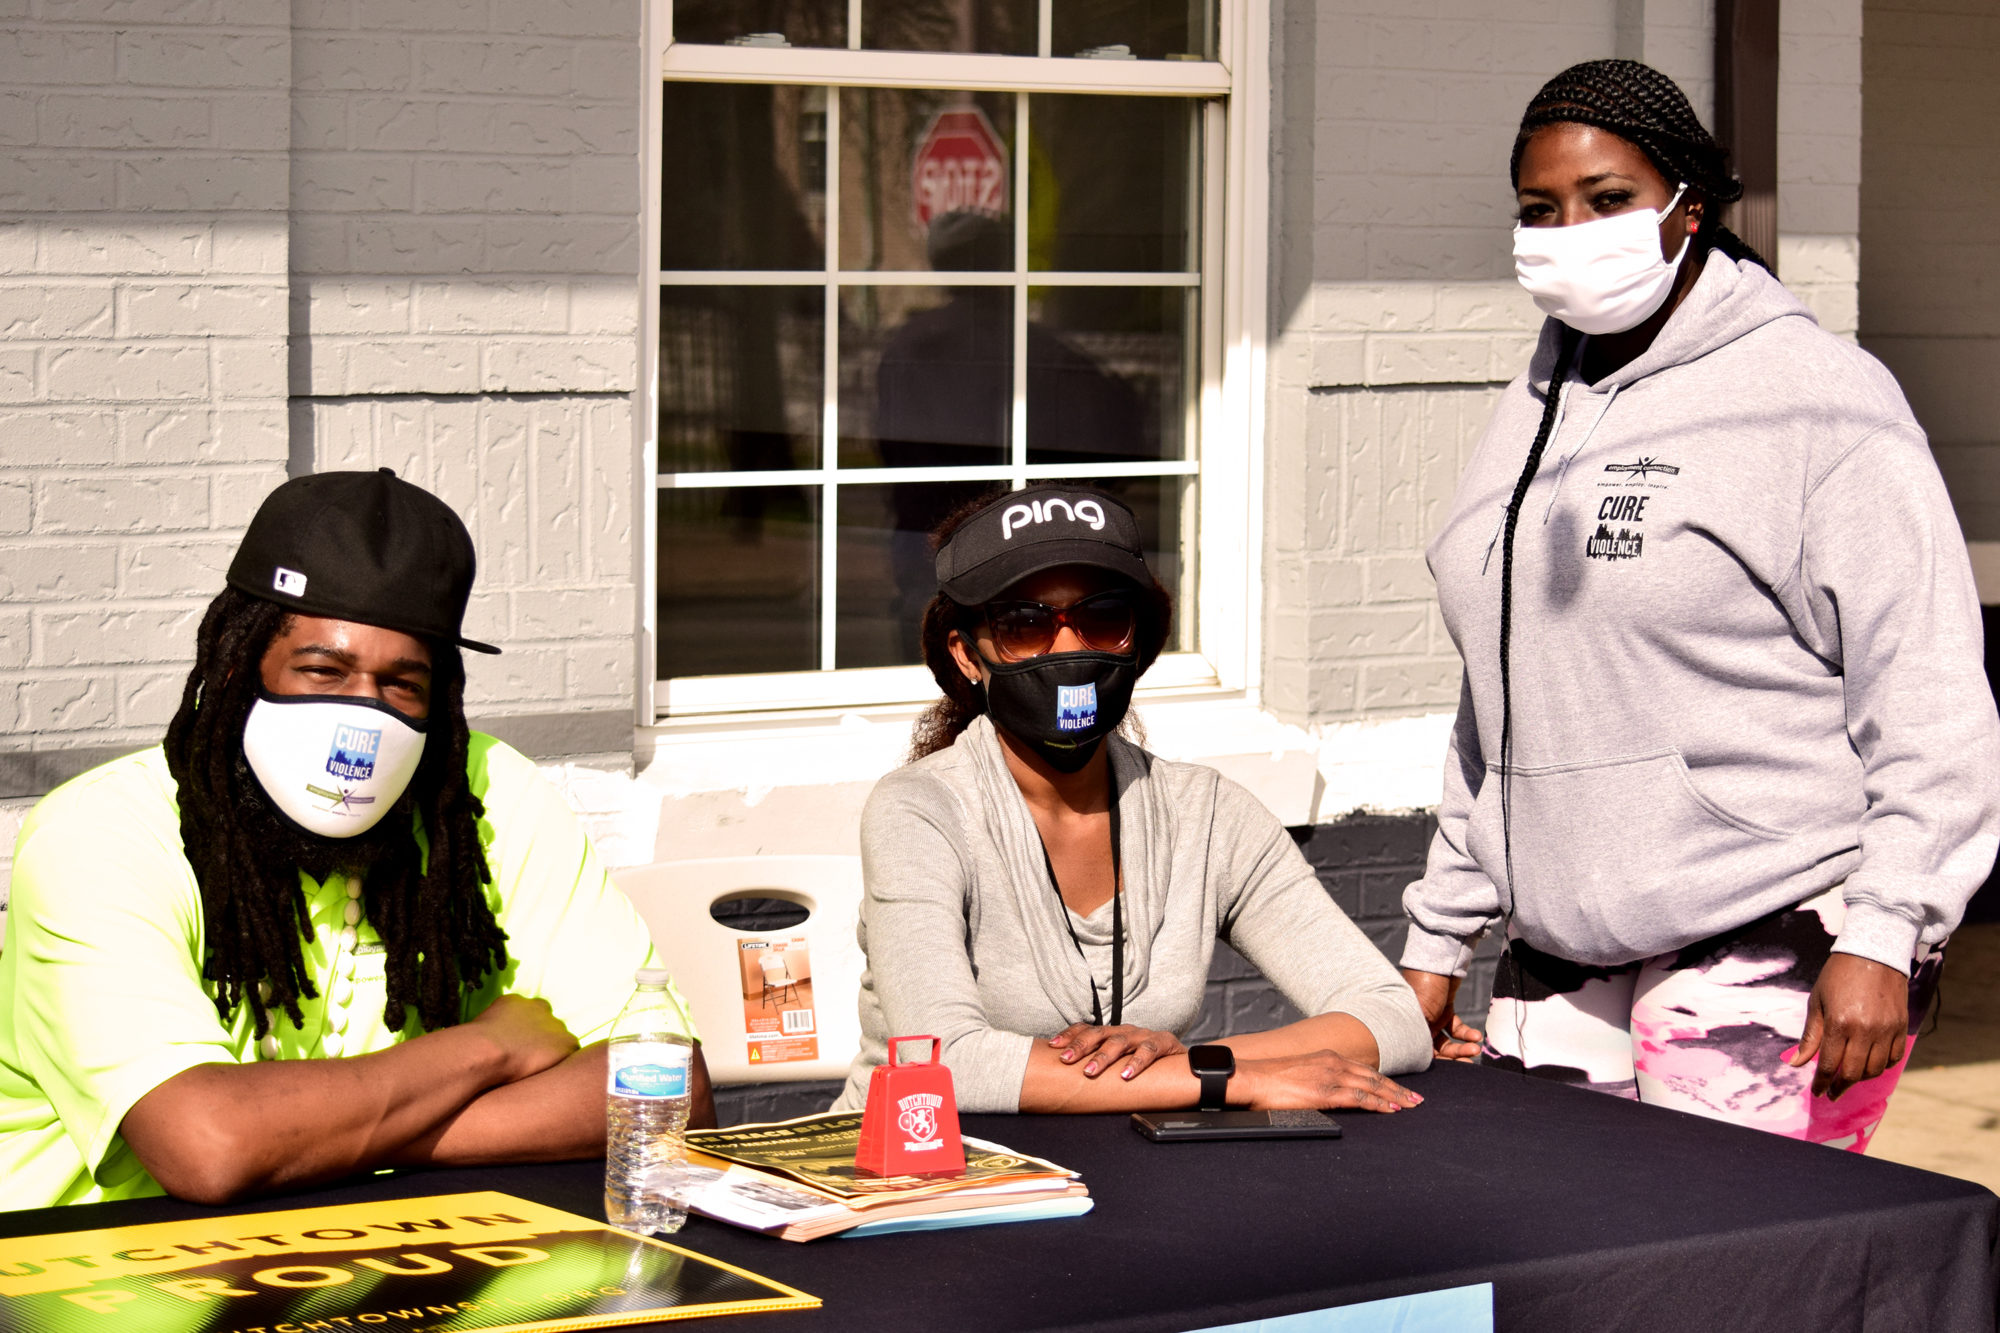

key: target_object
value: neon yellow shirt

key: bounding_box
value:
[0,734,693,1212]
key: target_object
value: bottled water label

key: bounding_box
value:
[609,1042,691,1098]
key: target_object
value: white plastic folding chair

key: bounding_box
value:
[612,855,862,1086]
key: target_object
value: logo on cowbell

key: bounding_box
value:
[1000,496,1108,541]
[897,1092,944,1148]
[1602,457,1680,481]
[1055,683,1098,733]
[326,723,382,781]
[272,566,308,597]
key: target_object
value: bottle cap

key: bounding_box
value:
[634,967,676,986]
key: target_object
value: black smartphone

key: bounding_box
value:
[1130,1109,1342,1141]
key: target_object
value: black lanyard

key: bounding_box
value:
[1037,772,1123,1028]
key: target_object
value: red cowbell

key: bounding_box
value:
[855,1036,966,1178]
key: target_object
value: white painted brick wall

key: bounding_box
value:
[289,0,645,722]
[0,2,292,771]
[293,394,636,718]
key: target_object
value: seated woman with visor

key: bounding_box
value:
[832,486,1431,1115]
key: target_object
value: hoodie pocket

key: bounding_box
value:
[1467,748,1792,962]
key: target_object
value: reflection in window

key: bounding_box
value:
[839,282,1012,469]
[1054,0,1216,61]
[659,288,824,474]
[672,0,846,48]
[1031,94,1197,272]
[836,481,1000,667]
[841,88,1015,272]
[661,83,826,270]
[658,487,821,678]
[1027,286,1191,465]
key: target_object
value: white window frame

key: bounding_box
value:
[636,0,1270,725]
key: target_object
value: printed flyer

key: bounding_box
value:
[0,1192,817,1332]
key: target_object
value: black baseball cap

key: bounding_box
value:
[934,485,1153,604]
[226,468,499,654]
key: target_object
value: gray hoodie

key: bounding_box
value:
[1401,251,2000,977]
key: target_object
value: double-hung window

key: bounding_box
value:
[645,0,1265,718]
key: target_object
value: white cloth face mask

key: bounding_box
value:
[241,691,427,839]
[1512,183,1690,336]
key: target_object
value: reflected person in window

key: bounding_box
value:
[833,485,1430,1114]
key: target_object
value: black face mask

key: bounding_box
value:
[978,649,1138,773]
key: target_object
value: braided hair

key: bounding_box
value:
[1510,58,1771,272]
[163,586,508,1040]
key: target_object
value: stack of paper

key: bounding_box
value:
[653,1112,1092,1242]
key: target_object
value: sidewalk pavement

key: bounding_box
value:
[1868,922,2000,1192]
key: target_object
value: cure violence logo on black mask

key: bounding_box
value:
[981,649,1137,774]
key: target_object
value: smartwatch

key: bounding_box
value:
[1187,1044,1235,1112]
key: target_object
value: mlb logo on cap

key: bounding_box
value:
[1056,683,1097,732]
[272,567,307,597]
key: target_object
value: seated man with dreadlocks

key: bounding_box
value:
[0,469,712,1209]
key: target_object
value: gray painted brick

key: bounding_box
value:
[291,152,417,212]
[114,31,290,89]
[211,93,292,152]
[415,40,573,97]
[40,0,285,21]
[42,221,210,275]
[417,158,572,214]
[0,32,117,86]
[0,408,116,465]
[211,466,285,527]
[118,537,233,599]
[0,612,29,669]
[293,37,413,93]
[39,95,212,149]
[480,338,634,392]
[37,474,209,534]
[0,543,118,600]
[563,639,631,699]
[45,344,208,402]
[353,0,489,31]
[38,606,204,667]
[118,283,283,337]
[492,0,638,39]
[0,285,114,340]
[117,667,186,729]
[0,155,118,212]
[116,154,289,212]
[484,220,637,274]
[17,676,115,732]
[0,483,28,535]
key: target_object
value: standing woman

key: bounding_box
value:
[1400,60,2000,1150]
[835,486,1429,1114]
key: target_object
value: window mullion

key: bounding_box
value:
[1011,89,1030,490]
[821,90,843,671]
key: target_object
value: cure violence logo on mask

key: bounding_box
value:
[326,722,382,781]
[1056,683,1098,732]
[1000,495,1107,541]
[897,1092,944,1147]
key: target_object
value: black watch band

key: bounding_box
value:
[1187,1044,1235,1112]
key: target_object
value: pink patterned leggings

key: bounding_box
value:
[1483,887,1943,1153]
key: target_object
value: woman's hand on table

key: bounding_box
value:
[1401,968,1484,1061]
[1238,1051,1423,1114]
[1787,952,1911,1100]
[1048,1023,1186,1079]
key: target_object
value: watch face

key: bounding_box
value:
[1187,1045,1233,1077]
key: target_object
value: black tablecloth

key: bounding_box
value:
[3,1061,1994,1332]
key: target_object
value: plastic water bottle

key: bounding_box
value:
[605,967,694,1234]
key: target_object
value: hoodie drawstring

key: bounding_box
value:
[1542,381,1621,524]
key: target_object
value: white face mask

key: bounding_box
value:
[1512,183,1690,336]
[242,692,428,839]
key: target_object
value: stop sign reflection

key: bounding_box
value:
[911,107,1009,232]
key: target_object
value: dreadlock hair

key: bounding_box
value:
[909,487,1175,762]
[1510,58,1771,273]
[164,585,507,1040]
